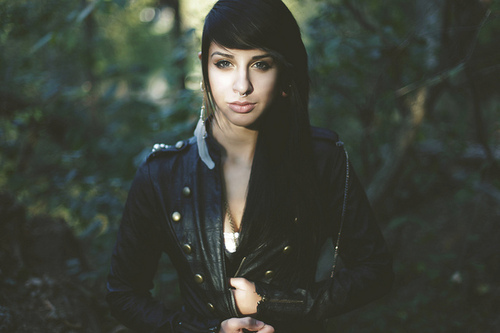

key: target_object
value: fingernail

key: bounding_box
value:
[256,320,264,326]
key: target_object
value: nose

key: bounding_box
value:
[233,68,253,96]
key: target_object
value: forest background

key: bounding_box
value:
[1,0,499,332]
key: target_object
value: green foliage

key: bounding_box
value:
[0,0,199,293]
[0,0,499,331]
[306,0,500,330]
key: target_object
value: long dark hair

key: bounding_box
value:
[201,0,322,284]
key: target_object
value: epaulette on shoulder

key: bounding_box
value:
[311,126,343,146]
[147,139,189,162]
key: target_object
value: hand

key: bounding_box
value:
[230,278,261,315]
[220,317,274,333]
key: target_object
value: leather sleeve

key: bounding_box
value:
[254,141,394,322]
[106,162,220,333]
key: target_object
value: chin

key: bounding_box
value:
[227,113,262,129]
[233,120,259,130]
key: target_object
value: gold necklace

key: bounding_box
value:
[224,200,240,247]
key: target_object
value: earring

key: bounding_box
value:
[194,97,215,169]
[282,84,292,97]
[199,103,206,130]
[198,81,208,138]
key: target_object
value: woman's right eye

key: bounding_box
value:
[215,60,232,69]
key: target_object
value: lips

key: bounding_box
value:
[228,101,256,113]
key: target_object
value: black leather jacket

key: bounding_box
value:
[106,127,394,333]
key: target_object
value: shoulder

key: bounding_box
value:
[136,137,198,181]
[310,127,349,187]
[310,126,345,151]
[146,137,196,163]
[311,126,339,141]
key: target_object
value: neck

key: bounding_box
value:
[211,116,258,165]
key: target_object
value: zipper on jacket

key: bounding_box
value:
[233,256,247,277]
[228,290,240,317]
[223,259,240,317]
[227,256,247,317]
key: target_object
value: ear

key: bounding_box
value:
[198,51,202,60]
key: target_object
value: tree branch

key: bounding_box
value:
[395,63,465,97]
[367,87,428,206]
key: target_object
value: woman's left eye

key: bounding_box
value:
[252,61,271,70]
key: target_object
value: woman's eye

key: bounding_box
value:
[215,60,232,69]
[252,61,271,70]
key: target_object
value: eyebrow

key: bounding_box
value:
[210,51,273,60]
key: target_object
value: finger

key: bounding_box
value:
[236,317,265,330]
[225,317,259,330]
[258,324,275,333]
[229,277,248,289]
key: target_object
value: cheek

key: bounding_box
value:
[259,75,280,98]
[207,73,223,103]
[208,71,231,93]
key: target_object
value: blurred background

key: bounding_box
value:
[0,0,499,332]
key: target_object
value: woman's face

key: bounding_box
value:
[207,43,281,130]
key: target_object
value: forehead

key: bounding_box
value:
[208,43,271,59]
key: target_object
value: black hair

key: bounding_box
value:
[201,0,322,285]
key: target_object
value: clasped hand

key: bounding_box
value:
[230,277,262,315]
[219,278,274,333]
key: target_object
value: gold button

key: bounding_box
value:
[172,211,181,222]
[283,245,292,255]
[182,187,191,197]
[207,303,215,311]
[194,274,204,284]
[175,140,185,149]
[265,270,274,279]
[182,244,192,254]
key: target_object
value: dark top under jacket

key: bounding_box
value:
[106,127,394,333]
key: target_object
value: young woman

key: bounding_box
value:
[106,0,394,332]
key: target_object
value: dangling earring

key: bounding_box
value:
[282,84,292,97]
[199,103,207,136]
[198,81,208,139]
[194,83,215,169]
